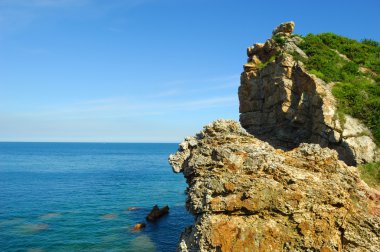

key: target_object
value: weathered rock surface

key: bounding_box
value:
[272,21,295,37]
[169,120,380,252]
[239,21,378,165]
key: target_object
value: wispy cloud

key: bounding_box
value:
[175,96,237,110]
[154,74,240,97]
[0,0,154,33]
[0,1,83,33]
[29,94,237,119]
[162,74,239,87]
[0,73,240,141]
[6,73,239,120]
[0,0,88,7]
[145,89,181,98]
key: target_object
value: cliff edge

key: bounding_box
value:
[169,120,380,251]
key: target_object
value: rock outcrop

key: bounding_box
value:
[132,223,146,231]
[239,21,378,165]
[169,120,380,252]
[146,205,169,222]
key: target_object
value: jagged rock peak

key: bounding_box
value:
[272,21,295,36]
[239,22,378,165]
[169,119,380,252]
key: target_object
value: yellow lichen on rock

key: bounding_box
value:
[170,120,380,252]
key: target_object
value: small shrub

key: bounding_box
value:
[309,69,325,79]
[257,55,276,70]
[341,62,359,76]
[272,35,287,46]
[362,39,379,47]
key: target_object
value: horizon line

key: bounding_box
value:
[0,141,180,144]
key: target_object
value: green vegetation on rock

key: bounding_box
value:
[358,162,380,189]
[272,34,287,46]
[257,55,276,70]
[332,79,380,144]
[300,33,380,77]
[298,33,380,144]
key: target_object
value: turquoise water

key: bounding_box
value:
[0,143,192,252]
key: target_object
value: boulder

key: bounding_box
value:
[272,21,295,36]
[146,205,169,222]
[132,223,146,231]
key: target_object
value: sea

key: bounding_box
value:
[0,142,192,252]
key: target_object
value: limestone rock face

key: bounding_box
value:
[169,120,380,252]
[239,22,378,165]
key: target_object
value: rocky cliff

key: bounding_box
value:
[239,22,378,165]
[169,22,380,252]
[169,120,380,251]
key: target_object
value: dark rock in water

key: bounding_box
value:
[146,205,169,222]
[133,223,146,231]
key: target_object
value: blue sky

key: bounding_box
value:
[1,0,379,142]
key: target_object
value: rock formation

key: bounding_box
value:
[132,222,146,231]
[169,120,380,252]
[169,22,380,252]
[146,205,169,222]
[239,21,378,165]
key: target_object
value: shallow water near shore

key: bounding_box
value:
[0,142,192,251]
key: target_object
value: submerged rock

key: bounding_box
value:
[146,205,169,222]
[18,223,49,234]
[169,119,380,252]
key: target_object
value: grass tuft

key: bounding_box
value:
[358,162,380,189]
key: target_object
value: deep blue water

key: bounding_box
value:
[0,142,192,252]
